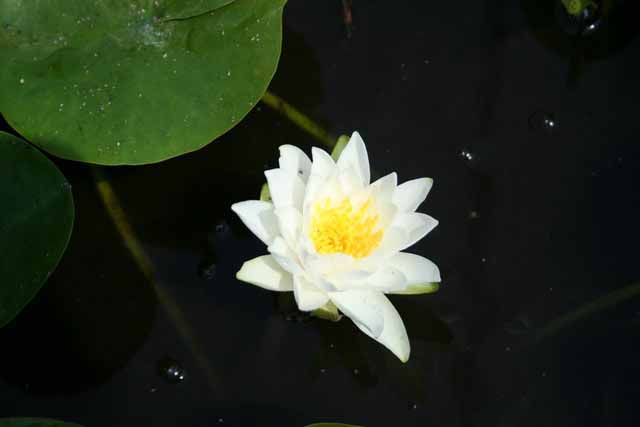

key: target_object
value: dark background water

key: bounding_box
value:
[1,1,640,426]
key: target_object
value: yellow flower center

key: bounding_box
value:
[309,197,383,259]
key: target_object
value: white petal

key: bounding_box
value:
[231,200,280,246]
[328,290,384,337]
[293,275,329,311]
[331,265,406,292]
[336,131,370,187]
[274,206,302,249]
[303,149,337,213]
[393,178,433,212]
[278,145,312,182]
[371,172,398,202]
[267,236,303,275]
[310,147,336,178]
[236,255,293,291]
[264,168,305,210]
[392,212,438,251]
[331,291,411,362]
[385,252,441,285]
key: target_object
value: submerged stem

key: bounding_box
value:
[91,166,220,396]
[536,282,640,341]
[261,90,337,149]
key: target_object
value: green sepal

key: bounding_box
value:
[259,182,271,202]
[311,300,342,322]
[390,282,440,295]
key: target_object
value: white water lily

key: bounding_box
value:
[231,132,440,362]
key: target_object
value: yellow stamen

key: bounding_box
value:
[310,197,383,258]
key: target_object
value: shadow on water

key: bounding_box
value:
[0,161,157,394]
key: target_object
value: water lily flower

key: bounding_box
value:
[231,132,440,362]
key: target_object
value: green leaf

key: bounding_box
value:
[0,132,74,328]
[305,424,363,427]
[0,0,286,165]
[0,418,81,427]
[390,282,440,295]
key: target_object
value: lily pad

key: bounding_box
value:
[0,132,74,328]
[0,0,286,165]
[0,419,81,427]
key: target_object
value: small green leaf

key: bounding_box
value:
[390,282,440,295]
[311,300,342,322]
[0,132,74,328]
[0,418,82,427]
[0,0,286,164]
[330,134,350,161]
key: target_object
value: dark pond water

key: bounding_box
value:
[2,1,640,426]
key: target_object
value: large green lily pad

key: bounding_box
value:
[0,419,81,427]
[0,132,74,328]
[0,0,286,165]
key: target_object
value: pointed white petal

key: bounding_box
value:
[371,172,398,202]
[392,212,438,251]
[274,206,302,249]
[393,178,433,212]
[278,145,312,182]
[385,252,441,285]
[236,255,293,291]
[328,290,384,337]
[336,131,370,187]
[310,147,336,178]
[231,200,280,246]
[267,236,303,275]
[330,291,411,362]
[264,168,305,210]
[293,275,329,311]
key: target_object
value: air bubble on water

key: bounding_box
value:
[353,368,360,375]
[217,419,224,424]
[319,368,327,374]
[157,358,186,384]
[328,343,335,350]
[529,111,558,133]
[459,148,474,162]
[409,402,419,410]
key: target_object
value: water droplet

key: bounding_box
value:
[227,70,231,77]
[19,78,24,84]
[468,210,479,219]
[217,418,224,424]
[409,402,419,410]
[328,343,335,350]
[149,387,157,393]
[529,111,558,133]
[157,358,186,383]
[162,53,168,59]
[353,368,360,375]
[481,257,487,263]
[319,368,327,374]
